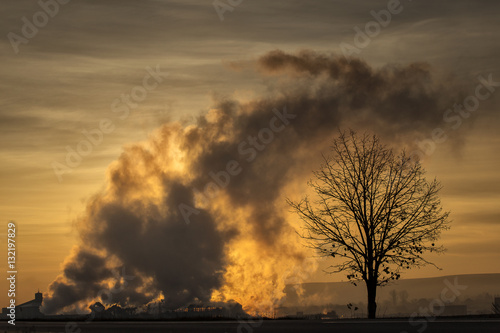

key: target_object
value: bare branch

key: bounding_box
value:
[288,130,450,318]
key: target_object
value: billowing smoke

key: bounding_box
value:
[43,50,461,314]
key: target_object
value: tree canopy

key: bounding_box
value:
[289,131,450,318]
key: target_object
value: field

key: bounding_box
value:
[2,318,499,333]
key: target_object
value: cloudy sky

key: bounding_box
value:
[0,0,499,309]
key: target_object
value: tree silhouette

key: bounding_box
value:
[289,130,450,319]
[493,300,500,315]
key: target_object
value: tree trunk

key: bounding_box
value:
[366,279,377,319]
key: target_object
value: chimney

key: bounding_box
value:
[35,291,43,303]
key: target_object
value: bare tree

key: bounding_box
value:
[288,131,450,319]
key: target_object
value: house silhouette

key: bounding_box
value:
[1,291,44,319]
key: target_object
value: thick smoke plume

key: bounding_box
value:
[43,50,461,314]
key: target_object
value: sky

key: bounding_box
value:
[0,0,499,312]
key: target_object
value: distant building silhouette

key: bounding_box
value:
[89,302,137,319]
[1,291,44,319]
[88,301,247,320]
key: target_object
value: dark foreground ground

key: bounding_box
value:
[1,319,499,333]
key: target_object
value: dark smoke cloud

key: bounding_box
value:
[42,249,112,313]
[44,50,462,314]
[257,50,455,135]
[44,175,227,313]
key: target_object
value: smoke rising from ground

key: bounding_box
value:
[43,50,463,314]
